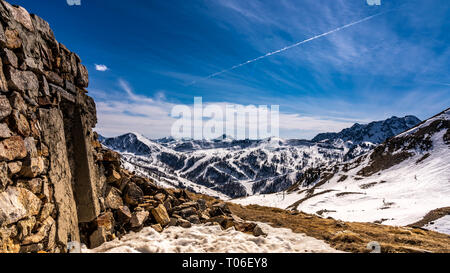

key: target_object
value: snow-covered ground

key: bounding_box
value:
[233,113,450,230]
[84,223,341,253]
[423,216,450,235]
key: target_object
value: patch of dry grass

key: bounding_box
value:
[188,192,450,253]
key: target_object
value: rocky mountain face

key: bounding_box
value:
[100,115,421,199]
[312,115,421,144]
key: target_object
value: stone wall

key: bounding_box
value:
[0,0,101,253]
[0,0,266,253]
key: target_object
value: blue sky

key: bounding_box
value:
[11,0,450,139]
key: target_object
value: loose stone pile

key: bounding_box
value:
[88,145,267,249]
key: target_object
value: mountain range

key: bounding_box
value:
[100,115,422,199]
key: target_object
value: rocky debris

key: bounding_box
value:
[151,204,170,227]
[124,182,143,206]
[130,210,149,228]
[105,187,123,210]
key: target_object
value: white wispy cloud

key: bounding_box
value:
[95,64,109,71]
[94,80,358,139]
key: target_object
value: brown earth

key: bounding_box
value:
[189,193,450,253]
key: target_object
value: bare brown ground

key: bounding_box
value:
[188,192,450,253]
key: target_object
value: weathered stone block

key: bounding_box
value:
[9,110,31,137]
[0,187,41,225]
[105,186,123,210]
[130,210,149,228]
[39,108,79,246]
[0,135,27,161]
[6,67,39,94]
[0,123,12,138]
[151,204,170,227]
[0,95,12,120]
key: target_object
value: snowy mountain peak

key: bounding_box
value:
[312,115,421,144]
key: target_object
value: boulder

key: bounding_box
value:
[210,202,231,217]
[151,204,170,226]
[0,136,27,161]
[106,169,121,183]
[0,187,41,225]
[130,210,149,228]
[8,92,27,113]
[180,207,197,218]
[124,182,143,206]
[105,186,123,210]
[0,95,12,121]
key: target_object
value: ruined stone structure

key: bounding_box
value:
[0,0,102,252]
[0,1,265,253]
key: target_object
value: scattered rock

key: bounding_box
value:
[124,182,143,206]
[130,210,149,228]
[95,212,115,232]
[151,204,170,226]
[105,187,123,210]
[177,218,192,228]
[252,225,267,237]
[89,227,107,249]
[116,206,132,224]
[151,224,163,233]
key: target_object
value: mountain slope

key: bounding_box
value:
[312,115,420,144]
[100,116,421,199]
[235,109,450,230]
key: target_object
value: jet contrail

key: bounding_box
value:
[188,11,388,86]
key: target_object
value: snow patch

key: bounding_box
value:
[84,223,341,253]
